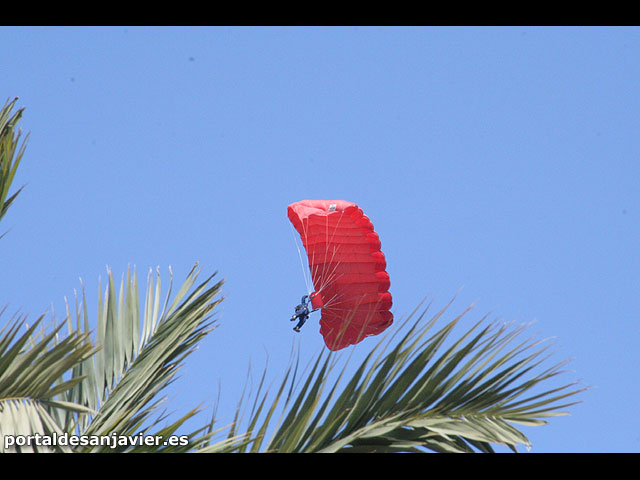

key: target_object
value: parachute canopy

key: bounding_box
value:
[287,200,393,351]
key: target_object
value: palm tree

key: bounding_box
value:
[0,99,584,453]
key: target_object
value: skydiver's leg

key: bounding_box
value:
[293,315,308,332]
[293,318,302,332]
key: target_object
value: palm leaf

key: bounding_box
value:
[0,97,28,231]
[1,263,232,452]
[64,264,227,451]
[231,299,585,453]
[0,310,97,452]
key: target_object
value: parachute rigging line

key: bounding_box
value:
[289,222,313,296]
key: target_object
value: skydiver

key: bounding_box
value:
[290,294,317,332]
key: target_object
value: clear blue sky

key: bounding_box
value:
[1,26,638,452]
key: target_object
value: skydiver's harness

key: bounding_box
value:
[290,294,319,332]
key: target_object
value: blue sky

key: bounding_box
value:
[1,26,638,452]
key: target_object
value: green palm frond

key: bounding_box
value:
[0,310,97,452]
[231,300,584,453]
[63,264,227,451]
[0,97,27,232]
[0,264,234,452]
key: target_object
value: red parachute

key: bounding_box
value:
[287,200,393,351]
